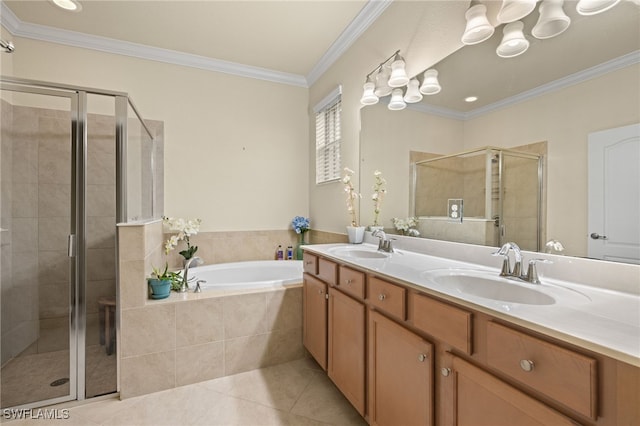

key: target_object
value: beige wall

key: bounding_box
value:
[1,35,309,232]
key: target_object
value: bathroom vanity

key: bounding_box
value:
[302,242,639,426]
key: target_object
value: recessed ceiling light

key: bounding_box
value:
[465,96,478,103]
[51,0,82,12]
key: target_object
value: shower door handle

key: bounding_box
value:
[68,234,76,257]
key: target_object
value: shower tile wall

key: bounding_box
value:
[462,155,487,218]
[415,157,464,217]
[86,113,117,347]
[1,99,44,364]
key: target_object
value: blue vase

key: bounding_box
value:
[148,278,171,299]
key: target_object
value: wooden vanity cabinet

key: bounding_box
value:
[369,311,434,426]
[303,252,639,426]
[446,356,577,426]
[302,273,327,370]
[328,281,366,416]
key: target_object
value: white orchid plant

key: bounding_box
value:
[392,217,419,236]
[371,170,387,227]
[342,167,361,227]
[163,216,202,260]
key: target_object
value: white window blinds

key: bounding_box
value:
[314,86,342,184]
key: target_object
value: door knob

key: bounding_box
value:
[590,233,608,240]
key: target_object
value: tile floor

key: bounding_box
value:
[2,358,366,426]
[1,345,117,408]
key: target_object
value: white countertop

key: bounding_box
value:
[304,242,640,367]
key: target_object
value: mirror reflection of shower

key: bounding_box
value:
[1,39,14,53]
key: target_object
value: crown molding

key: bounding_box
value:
[306,0,393,86]
[1,0,390,88]
[0,1,20,33]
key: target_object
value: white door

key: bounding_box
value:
[587,123,640,264]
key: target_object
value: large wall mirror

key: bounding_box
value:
[359,0,639,263]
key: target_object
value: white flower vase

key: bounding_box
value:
[347,226,365,244]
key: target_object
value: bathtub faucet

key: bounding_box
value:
[181,256,203,293]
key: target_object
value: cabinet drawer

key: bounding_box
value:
[486,321,597,419]
[411,293,472,355]
[318,258,337,285]
[337,265,365,299]
[303,253,317,275]
[369,276,406,320]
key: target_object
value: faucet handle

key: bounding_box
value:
[525,259,552,284]
[194,280,205,293]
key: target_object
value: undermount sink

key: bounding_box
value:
[422,269,557,305]
[328,246,389,259]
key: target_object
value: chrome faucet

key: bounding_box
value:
[181,256,203,293]
[492,242,523,278]
[372,229,394,253]
[492,242,552,284]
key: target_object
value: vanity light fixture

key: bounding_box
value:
[419,69,441,95]
[496,21,530,58]
[533,0,571,39]
[388,53,410,88]
[360,76,379,105]
[461,2,495,45]
[576,0,621,15]
[404,78,423,103]
[388,89,407,110]
[497,0,538,23]
[360,50,409,106]
[50,0,82,12]
[374,64,393,97]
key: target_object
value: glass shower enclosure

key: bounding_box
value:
[412,147,543,251]
[0,77,159,409]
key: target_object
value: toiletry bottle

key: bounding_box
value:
[286,245,293,260]
[276,245,284,260]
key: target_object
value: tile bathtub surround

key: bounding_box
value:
[117,221,305,399]
[163,229,307,268]
[118,287,304,399]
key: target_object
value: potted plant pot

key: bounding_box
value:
[148,278,171,299]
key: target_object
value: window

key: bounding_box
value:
[314,86,342,184]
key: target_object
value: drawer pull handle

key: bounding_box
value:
[441,367,451,377]
[418,354,427,362]
[318,290,323,295]
[345,279,353,284]
[520,359,535,372]
[378,294,386,301]
[305,261,313,265]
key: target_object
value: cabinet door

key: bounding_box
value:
[369,311,433,426]
[448,356,576,426]
[303,274,327,370]
[328,287,366,416]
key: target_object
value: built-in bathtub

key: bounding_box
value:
[187,260,303,291]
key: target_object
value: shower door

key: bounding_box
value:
[498,151,542,252]
[0,84,81,408]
